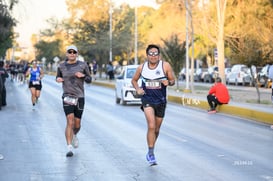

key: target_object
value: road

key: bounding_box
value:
[0,75,273,181]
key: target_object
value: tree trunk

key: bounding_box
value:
[216,0,227,84]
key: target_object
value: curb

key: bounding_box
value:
[93,81,273,125]
[169,95,273,125]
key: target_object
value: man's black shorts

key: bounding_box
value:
[141,100,166,118]
[63,97,85,119]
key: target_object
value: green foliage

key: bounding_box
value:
[112,6,135,62]
[161,34,186,79]
[31,0,273,70]
[35,40,62,64]
[0,0,17,59]
[67,4,136,66]
[225,0,273,66]
[72,19,110,65]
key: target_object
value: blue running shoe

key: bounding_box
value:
[146,153,157,166]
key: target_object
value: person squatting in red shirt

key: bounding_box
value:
[207,77,230,114]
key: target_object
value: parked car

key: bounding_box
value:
[115,65,141,105]
[225,67,231,77]
[257,64,271,87]
[203,66,219,83]
[226,64,252,86]
[179,68,186,81]
[193,68,203,82]
[179,68,203,82]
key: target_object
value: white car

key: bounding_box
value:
[115,65,142,105]
[226,64,252,86]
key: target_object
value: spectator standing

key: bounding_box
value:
[92,60,98,80]
[56,45,92,157]
[268,65,273,103]
[106,61,114,80]
[0,61,9,110]
[131,44,175,166]
[207,77,230,113]
[9,62,16,82]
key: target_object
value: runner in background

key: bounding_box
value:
[25,60,44,109]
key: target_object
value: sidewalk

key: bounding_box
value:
[92,78,273,125]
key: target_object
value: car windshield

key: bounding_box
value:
[241,66,249,73]
[126,68,136,78]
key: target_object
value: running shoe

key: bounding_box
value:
[66,151,73,157]
[146,153,157,165]
[72,135,79,148]
[208,109,216,114]
[66,145,73,157]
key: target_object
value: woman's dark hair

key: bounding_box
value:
[146,44,160,54]
[31,60,37,64]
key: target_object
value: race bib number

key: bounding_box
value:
[32,81,40,85]
[63,96,78,105]
[145,80,161,89]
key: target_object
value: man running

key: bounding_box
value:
[56,45,92,157]
[131,44,175,165]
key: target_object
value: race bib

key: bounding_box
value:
[32,81,40,85]
[63,96,78,105]
[145,80,161,89]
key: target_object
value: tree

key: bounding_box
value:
[34,40,62,65]
[193,0,227,82]
[225,0,273,66]
[224,0,273,103]
[161,34,186,90]
[215,0,227,83]
[71,19,109,65]
[0,0,17,59]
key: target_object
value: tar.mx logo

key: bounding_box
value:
[181,95,201,106]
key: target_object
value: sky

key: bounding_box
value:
[13,0,158,48]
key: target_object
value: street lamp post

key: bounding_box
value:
[109,5,113,62]
[134,6,138,65]
[184,0,190,92]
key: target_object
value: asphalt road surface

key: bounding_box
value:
[0,75,273,181]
